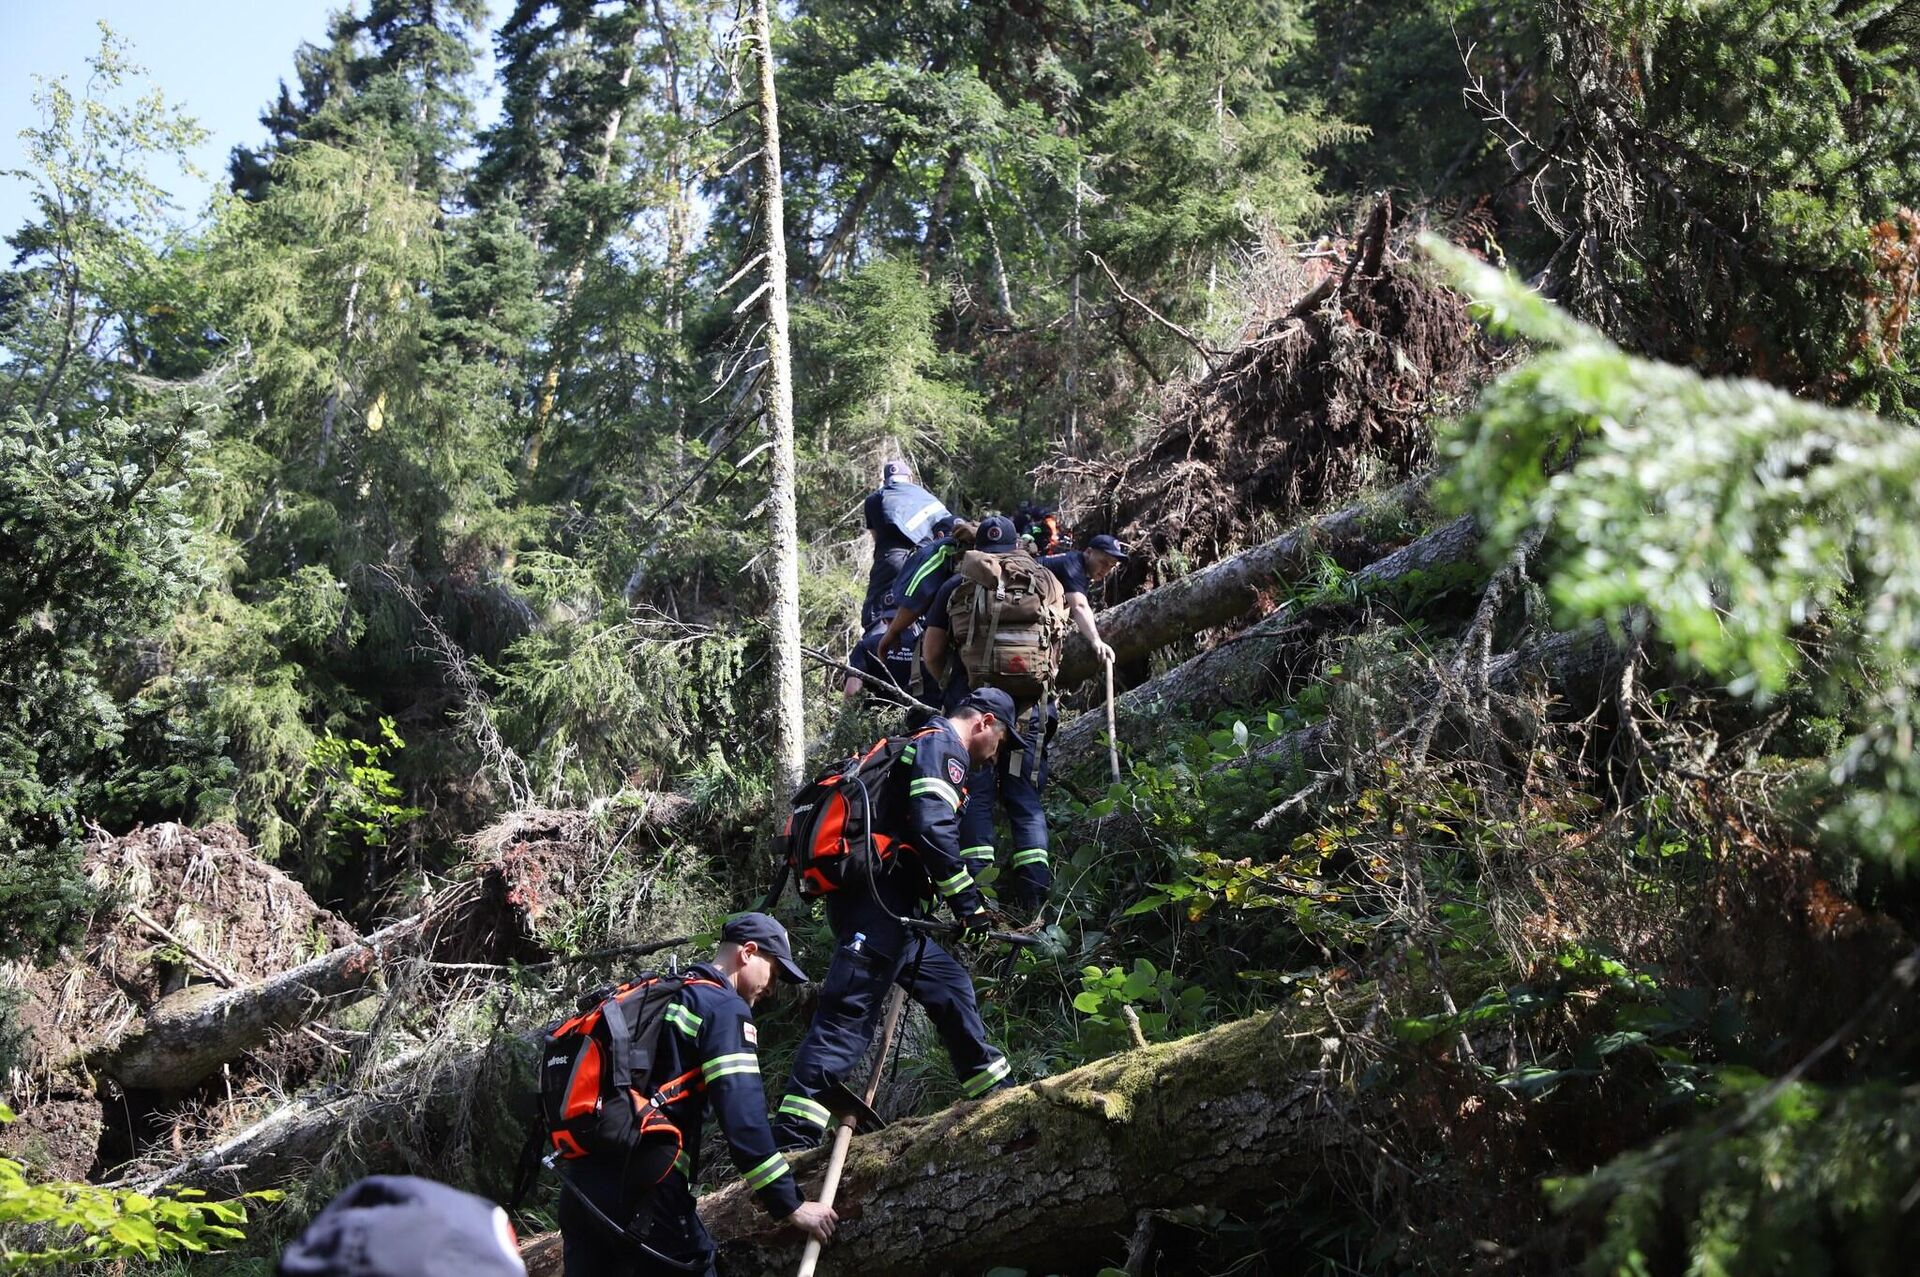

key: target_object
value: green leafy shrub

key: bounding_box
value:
[0,1105,275,1268]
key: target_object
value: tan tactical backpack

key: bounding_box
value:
[945,549,1070,706]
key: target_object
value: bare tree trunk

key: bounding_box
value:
[1056,478,1433,689]
[652,0,691,464]
[1065,154,1084,450]
[971,158,1016,319]
[93,917,426,1094]
[749,0,807,800]
[920,145,962,281]
[804,138,901,291]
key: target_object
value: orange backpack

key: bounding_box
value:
[779,730,944,898]
[535,973,719,1179]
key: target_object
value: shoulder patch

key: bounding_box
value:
[743,1021,758,1046]
[947,758,967,785]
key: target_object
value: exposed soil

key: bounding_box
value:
[1060,200,1496,601]
[0,824,361,1179]
[7,823,357,1088]
[0,1098,105,1180]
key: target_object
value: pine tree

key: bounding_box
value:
[1527,0,1920,410]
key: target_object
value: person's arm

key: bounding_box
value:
[697,1004,834,1238]
[903,740,985,920]
[879,602,923,654]
[1066,590,1114,665]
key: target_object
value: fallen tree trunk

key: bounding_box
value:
[128,1030,532,1200]
[94,917,427,1093]
[1057,478,1432,689]
[78,795,700,1098]
[1224,618,1625,784]
[519,1010,1342,1277]
[1051,513,1483,777]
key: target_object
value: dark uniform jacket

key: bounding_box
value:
[890,534,963,615]
[1040,550,1091,598]
[642,963,803,1217]
[881,718,987,917]
[863,479,950,555]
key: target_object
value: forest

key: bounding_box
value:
[4,0,1920,1273]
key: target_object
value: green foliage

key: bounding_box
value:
[1071,957,1211,1050]
[0,1105,275,1269]
[303,716,424,867]
[1559,1082,1920,1277]
[1434,235,1920,863]
[1538,0,1920,408]
[0,404,208,958]
[0,24,208,421]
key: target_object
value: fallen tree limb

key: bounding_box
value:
[1220,619,1625,790]
[1051,513,1482,777]
[519,1009,1343,1277]
[1057,478,1432,689]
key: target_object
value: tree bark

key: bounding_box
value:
[517,1010,1341,1277]
[1057,479,1433,690]
[749,0,808,801]
[1050,513,1479,776]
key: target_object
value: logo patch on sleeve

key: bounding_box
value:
[947,758,967,785]
[743,1022,758,1045]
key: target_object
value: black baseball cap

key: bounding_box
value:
[933,513,959,538]
[277,1176,525,1277]
[1086,533,1129,560]
[976,515,1019,552]
[721,911,809,983]
[883,459,911,482]
[958,687,1030,752]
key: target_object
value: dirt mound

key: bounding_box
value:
[6,823,356,1091]
[0,1098,105,1180]
[1064,199,1493,596]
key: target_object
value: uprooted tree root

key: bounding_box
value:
[1059,199,1495,598]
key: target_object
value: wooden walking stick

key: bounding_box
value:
[796,984,908,1277]
[1104,652,1121,782]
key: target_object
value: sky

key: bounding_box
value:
[0,1,503,240]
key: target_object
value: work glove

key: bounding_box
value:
[949,891,990,936]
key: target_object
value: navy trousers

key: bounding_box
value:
[861,548,913,629]
[771,891,1008,1149]
[558,1162,714,1277]
[958,705,1055,911]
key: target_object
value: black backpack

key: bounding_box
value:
[778,730,935,898]
[534,972,721,1182]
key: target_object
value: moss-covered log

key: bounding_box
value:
[1057,480,1431,690]
[1051,514,1483,777]
[519,1011,1340,1277]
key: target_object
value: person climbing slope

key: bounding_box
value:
[860,459,951,628]
[771,688,1023,1150]
[551,915,836,1276]
[919,515,1072,919]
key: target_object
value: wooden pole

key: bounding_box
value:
[1104,655,1121,782]
[796,985,907,1277]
